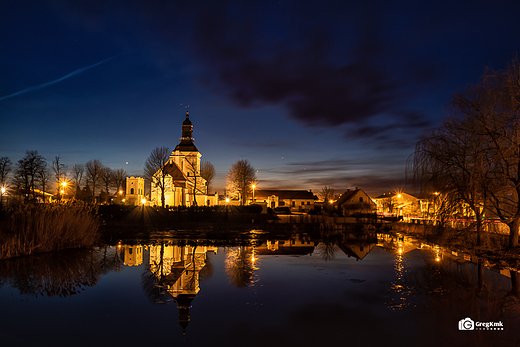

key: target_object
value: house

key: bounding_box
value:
[335,188,376,215]
[150,110,218,207]
[252,189,316,212]
[373,191,419,218]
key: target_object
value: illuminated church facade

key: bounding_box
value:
[150,110,217,207]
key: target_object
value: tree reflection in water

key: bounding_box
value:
[225,247,257,288]
[406,258,520,347]
[0,246,123,298]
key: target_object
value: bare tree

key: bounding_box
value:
[0,156,11,208]
[85,159,104,202]
[409,56,520,248]
[144,146,170,208]
[112,168,127,194]
[100,167,113,203]
[71,164,85,195]
[319,186,335,203]
[15,150,46,202]
[0,156,11,188]
[409,112,490,245]
[36,164,52,203]
[183,154,204,206]
[52,156,67,199]
[226,159,256,205]
[200,160,216,194]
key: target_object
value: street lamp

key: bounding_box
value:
[252,184,256,204]
[60,181,67,200]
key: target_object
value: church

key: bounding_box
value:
[150,110,217,207]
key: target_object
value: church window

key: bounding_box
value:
[131,188,134,194]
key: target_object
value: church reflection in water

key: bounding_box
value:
[137,243,217,333]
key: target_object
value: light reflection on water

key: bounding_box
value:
[0,231,518,347]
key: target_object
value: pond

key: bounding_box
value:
[0,230,518,347]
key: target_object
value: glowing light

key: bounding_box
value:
[119,190,123,195]
[61,181,67,187]
[435,257,441,262]
[60,190,64,194]
[398,247,403,255]
[397,194,402,198]
[141,199,146,204]
[226,198,230,203]
[329,200,333,204]
[1,187,5,194]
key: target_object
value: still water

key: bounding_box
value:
[0,231,518,347]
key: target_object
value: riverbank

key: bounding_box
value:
[0,203,100,260]
[393,222,520,270]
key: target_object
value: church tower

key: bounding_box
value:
[150,108,215,207]
[170,108,202,176]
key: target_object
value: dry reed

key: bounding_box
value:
[0,202,100,260]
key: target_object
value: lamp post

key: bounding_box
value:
[0,187,5,209]
[252,184,256,204]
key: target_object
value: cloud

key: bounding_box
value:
[185,1,434,138]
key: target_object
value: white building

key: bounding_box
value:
[150,110,217,207]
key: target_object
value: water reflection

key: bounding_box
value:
[0,246,123,298]
[406,258,520,346]
[141,243,217,332]
[1,229,519,346]
[225,246,258,288]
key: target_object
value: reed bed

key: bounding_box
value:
[0,203,100,260]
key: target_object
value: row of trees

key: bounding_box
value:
[0,151,127,204]
[409,56,520,249]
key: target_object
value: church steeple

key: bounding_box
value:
[175,106,198,152]
[181,109,193,140]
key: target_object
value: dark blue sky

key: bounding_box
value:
[1,0,519,195]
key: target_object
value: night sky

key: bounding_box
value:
[1,1,520,196]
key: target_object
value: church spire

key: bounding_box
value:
[174,106,199,152]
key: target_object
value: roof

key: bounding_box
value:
[335,188,374,206]
[161,161,187,181]
[254,189,316,200]
[174,141,199,152]
[373,191,417,200]
[335,189,359,205]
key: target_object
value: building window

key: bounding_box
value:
[131,188,134,194]
[292,201,295,207]
[359,197,363,202]
[301,201,304,205]
[307,201,310,205]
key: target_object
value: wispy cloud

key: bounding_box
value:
[0,54,122,102]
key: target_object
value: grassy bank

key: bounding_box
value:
[0,203,100,260]
[393,222,520,269]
